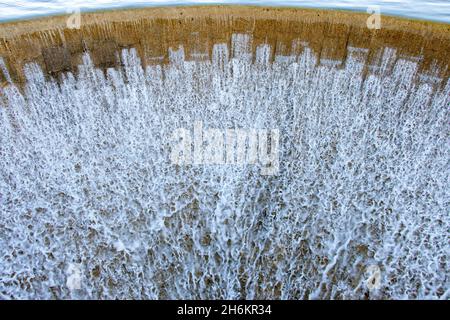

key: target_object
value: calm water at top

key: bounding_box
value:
[0,0,449,23]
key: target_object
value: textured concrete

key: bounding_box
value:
[0,6,449,84]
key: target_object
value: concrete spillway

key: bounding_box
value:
[1,6,449,83]
[0,6,449,299]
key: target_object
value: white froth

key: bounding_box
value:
[0,35,449,299]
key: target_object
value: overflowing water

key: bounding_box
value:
[0,0,449,23]
[0,34,449,299]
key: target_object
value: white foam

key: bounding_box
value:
[0,35,448,299]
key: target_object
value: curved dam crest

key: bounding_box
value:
[0,6,449,84]
[1,0,449,23]
[0,6,449,299]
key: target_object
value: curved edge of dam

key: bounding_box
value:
[0,5,449,86]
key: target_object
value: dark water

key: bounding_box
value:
[0,1,449,23]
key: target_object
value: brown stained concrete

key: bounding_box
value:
[0,5,449,84]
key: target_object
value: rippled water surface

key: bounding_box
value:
[0,0,449,23]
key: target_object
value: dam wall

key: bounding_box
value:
[0,6,449,85]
